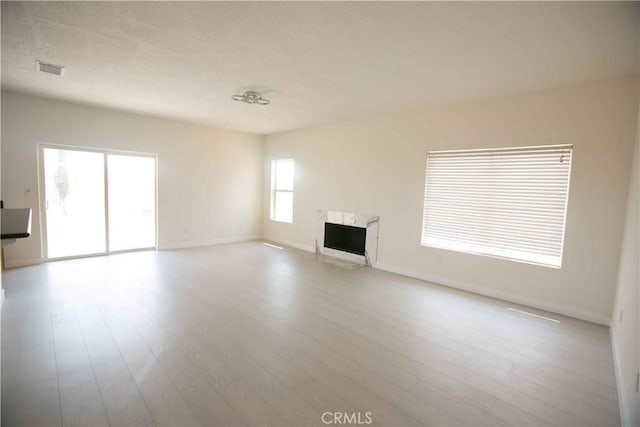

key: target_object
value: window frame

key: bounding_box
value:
[270,158,294,223]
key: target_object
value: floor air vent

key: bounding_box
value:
[36,60,65,76]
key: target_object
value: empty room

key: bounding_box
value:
[1,1,639,426]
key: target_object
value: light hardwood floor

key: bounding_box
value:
[2,241,620,426]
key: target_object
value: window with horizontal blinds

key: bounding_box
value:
[421,145,573,268]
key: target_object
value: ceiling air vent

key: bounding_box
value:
[36,60,65,76]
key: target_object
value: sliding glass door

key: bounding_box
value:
[43,148,107,258]
[107,154,156,251]
[42,146,156,259]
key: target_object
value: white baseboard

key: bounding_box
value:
[157,235,261,251]
[610,330,631,426]
[4,257,44,269]
[375,262,610,325]
[262,237,316,253]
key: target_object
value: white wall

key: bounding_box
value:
[611,98,640,426]
[1,91,264,266]
[264,76,639,324]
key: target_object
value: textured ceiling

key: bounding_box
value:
[2,2,639,134]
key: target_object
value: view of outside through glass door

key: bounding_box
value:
[43,147,156,259]
[43,148,106,258]
[108,154,156,251]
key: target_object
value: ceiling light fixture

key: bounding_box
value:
[232,90,270,105]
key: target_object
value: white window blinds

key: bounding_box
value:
[421,145,573,268]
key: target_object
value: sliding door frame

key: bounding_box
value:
[38,143,158,261]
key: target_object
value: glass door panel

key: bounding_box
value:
[43,148,106,258]
[107,154,156,251]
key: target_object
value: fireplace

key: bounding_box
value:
[324,223,366,256]
[315,210,379,267]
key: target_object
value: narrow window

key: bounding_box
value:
[270,159,294,223]
[421,145,572,268]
